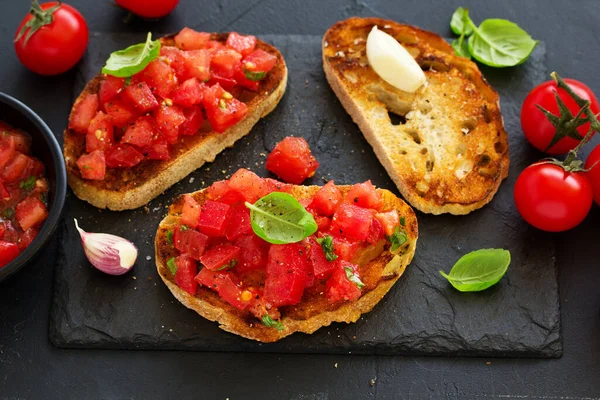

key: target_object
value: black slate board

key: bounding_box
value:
[49,33,561,357]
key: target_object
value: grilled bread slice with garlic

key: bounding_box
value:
[323,17,509,215]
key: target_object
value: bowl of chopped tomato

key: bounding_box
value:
[0,93,66,282]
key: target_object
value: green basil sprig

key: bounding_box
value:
[450,7,538,67]
[102,32,161,78]
[388,226,407,252]
[316,235,338,261]
[345,267,365,289]
[262,315,284,331]
[166,257,177,275]
[440,248,511,292]
[245,192,318,244]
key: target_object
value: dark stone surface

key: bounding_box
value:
[48,34,560,357]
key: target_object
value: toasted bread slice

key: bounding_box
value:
[155,184,418,343]
[323,18,509,215]
[64,33,287,211]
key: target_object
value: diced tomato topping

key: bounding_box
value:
[200,243,241,271]
[179,106,204,136]
[122,115,157,148]
[18,228,39,251]
[211,48,242,78]
[375,210,400,236]
[178,49,211,82]
[4,129,31,154]
[160,46,184,74]
[105,144,144,168]
[142,139,170,160]
[309,180,343,216]
[172,78,206,107]
[233,234,269,272]
[224,204,252,241]
[227,168,269,203]
[77,151,106,180]
[194,267,221,289]
[206,74,237,92]
[174,254,198,295]
[203,83,248,133]
[99,76,124,108]
[206,180,246,205]
[123,82,160,113]
[326,261,362,303]
[366,217,384,244]
[140,59,178,99]
[331,235,361,262]
[15,196,48,231]
[205,40,225,53]
[264,243,308,307]
[180,194,201,228]
[154,104,186,144]
[345,181,383,211]
[0,182,9,200]
[243,49,277,74]
[86,111,114,152]
[26,159,44,178]
[312,213,331,232]
[69,94,99,134]
[263,178,293,194]
[0,222,6,239]
[104,97,137,127]
[226,32,257,57]
[174,28,210,50]
[265,137,319,184]
[197,201,231,237]
[0,135,15,169]
[331,203,373,241]
[0,241,20,268]
[232,63,260,91]
[307,237,337,280]
[2,153,31,183]
[195,269,248,310]
[173,225,209,260]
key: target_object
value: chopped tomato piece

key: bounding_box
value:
[205,180,245,205]
[142,139,170,160]
[263,178,293,194]
[200,243,241,271]
[174,254,198,295]
[211,48,242,78]
[331,203,373,241]
[0,135,15,168]
[224,204,252,241]
[160,46,184,75]
[0,182,9,200]
[226,32,257,57]
[0,241,20,268]
[123,82,160,113]
[205,40,225,53]
[375,210,400,236]
[0,222,5,239]
[18,228,39,251]
[173,225,209,260]
[104,97,138,127]
[312,213,331,232]
[86,111,114,153]
[197,201,231,237]
[331,235,361,262]
[307,237,337,280]
[366,217,384,244]
[99,76,124,108]
[15,196,48,231]
[265,137,319,184]
[26,159,44,178]
[178,49,211,82]
[105,144,144,168]
[69,94,99,134]
[345,181,383,211]
[232,63,259,91]
[206,74,237,92]
[326,261,362,303]
[242,49,277,74]
[179,106,204,136]
[194,267,221,289]
[76,151,106,180]
[172,78,206,107]
[233,234,269,273]
[203,83,248,133]
[3,129,31,154]
[264,243,308,307]
[195,269,248,310]
[140,59,178,98]
[154,104,186,144]
[309,180,343,216]
[122,115,157,148]
[227,168,269,203]
[2,153,31,183]
[180,194,201,228]
[174,28,210,50]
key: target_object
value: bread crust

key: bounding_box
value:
[155,184,418,343]
[322,18,509,215]
[64,33,288,211]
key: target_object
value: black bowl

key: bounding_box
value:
[0,93,66,282]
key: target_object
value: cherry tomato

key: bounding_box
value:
[115,0,179,19]
[521,79,600,155]
[14,1,88,76]
[584,144,600,206]
[514,163,593,232]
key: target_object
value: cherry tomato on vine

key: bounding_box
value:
[521,79,600,155]
[514,163,593,232]
[584,145,600,206]
[14,1,88,76]
[115,0,180,19]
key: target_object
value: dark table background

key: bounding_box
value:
[1,0,599,398]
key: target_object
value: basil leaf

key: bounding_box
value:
[19,176,36,192]
[245,192,318,244]
[316,235,338,262]
[102,32,161,78]
[244,69,266,81]
[166,231,174,246]
[344,267,365,289]
[400,216,406,226]
[450,7,473,36]
[388,226,407,252]
[262,315,284,331]
[467,19,538,67]
[440,248,511,292]
[166,257,177,275]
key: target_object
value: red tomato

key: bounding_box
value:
[227,168,269,203]
[242,49,277,74]
[174,254,197,295]
[514,162,593,232]
[174,28,210,50]
[14,2,88,75]
[76,150,106,180]
[206,180,246,205]
[140,59,178,99]
[104,97,137,127]
[104,144,144,168]
[203,83,248,133]
[194,269,248,310]
[15,196,48,231]
[211,48,242,78]
[345,180,383,210]
[264,244,308,307]
[123,82,160,113]
[179,106,205,136]
[206,74,237,92]
[18,228,39,251]
[69,94,99,134]
[122,115,156,148]
[3,129,32,154]
[2,153,31,183]
[331,203,373,241]
[142,140,170,161]
[197,201,231,237]
[154,104,186,144]
[86,111,114,152]
[233,234,270,272]
[226,32,257,57]
[173,225,208,261]
[99,76,124,108]
[366,217,384,244]
[178,50,211,82]
[224,204,252,241]
[232,64,260,91]
[265,137,319,184]
[309,181,342,216]
[326,261,362,303]
[374,210,400,236]
[0,182,10,200]
[0,241,20,268]
[521,79,600,155]
[0,136,16,169]
[330,235,361,262]
[585,145,600,206]
[306,237,337,280]
[180,194,201,228]
[116,0,179,18]
[172,78,205,107]
[200,243,241,271]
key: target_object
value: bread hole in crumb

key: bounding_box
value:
[417,99,432,114]
[398,149,408,155]
[388,110,407,126]
[416,181,429,196]
[367,85,412,116]
[455,143,467,156]
[405,129,421,144]
[462,119,477,134]
[494,141,506,154]
[426,159,435,172]
[482,105,494,124]
[477,154,492,167]
[420,147,428,155]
